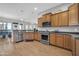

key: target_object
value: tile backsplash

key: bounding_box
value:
[38,27,79,32]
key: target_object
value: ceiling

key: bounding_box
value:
[0,3,62,24]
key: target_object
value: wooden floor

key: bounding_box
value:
[0,39,72,56]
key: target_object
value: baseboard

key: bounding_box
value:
[16,40,24,43]
[49,43,72,51]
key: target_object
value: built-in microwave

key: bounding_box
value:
[42,22,51,27]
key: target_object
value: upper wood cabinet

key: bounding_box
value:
[59,11,69,26]
[43,13,52,22]
[72,38,79,56]
[51,11,69,27]
[38,17,43,27]
[51,14,59,27]
[38,4,79,27]
[69,4,79,25]
[38,13,52,27]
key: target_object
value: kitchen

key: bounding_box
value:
[0,3,79,56]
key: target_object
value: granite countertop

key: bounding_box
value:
[49,31,79,39]
[38,30,79,33]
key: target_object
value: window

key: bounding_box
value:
[19,24,21,30]
[25,25,28,30]
[3,23,7,30]
[7,23,12,30]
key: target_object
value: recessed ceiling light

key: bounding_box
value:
[0,22,2,24]
[34,7,37,11]
[20,19,23,21]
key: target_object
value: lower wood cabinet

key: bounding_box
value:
[56,34,64,47]
[34,32,38,41]
[23,32,34,41]
[64,35,72,50]
[72,38,76,56]
[75,39,79,56]
[34,32,41,41]
[50,33,72,50]
[72,38,79,56]
[50,33,56,45]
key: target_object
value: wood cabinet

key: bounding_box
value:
[64,35,72,50]
[69,4,79,25]
[49,33,56,45]
[46,13,52,21]
[60,11,69,26]
[34,32,41,41]
[38,17,43,27]
[75,39,79,56]
[38,33,41,41]
[43,13,52,22]
[34,32,38,41]
[72,38,79,56]
[51,14,59,27]
[51,11,68,27]
[56,34,64,47]
[72,38,76,56]
[50,33,72,50]
[38,4,79,27]
[58,13,62,26]
[23,32,34,41]
[38,13,52,27]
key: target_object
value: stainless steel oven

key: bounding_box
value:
[40,31,50,45]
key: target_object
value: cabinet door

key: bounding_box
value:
[46,14,51,21]
[34,32,38,41]
[58,13,62,26]
[38,18,43,27]
[69,4,79,25]
[42,15,46,21]
[64,35,72,50]
[72,38,76,56]
[61,11,69,26]
[56,34,64,47]
[38,33,41,41]
[51,14,59,27]
[76,39,79,56]
[31,32,34,39]
[23,32,34,41]
[50,33,56,45]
